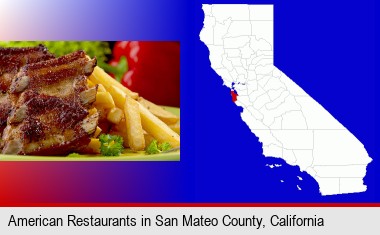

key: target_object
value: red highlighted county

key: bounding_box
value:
[231,90,238,102]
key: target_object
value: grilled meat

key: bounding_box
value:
[0,45,54,134]
[2,50,98,155]
[0,45,54,91]
[0,95,11,131]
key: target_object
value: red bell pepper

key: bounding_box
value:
[105,41,180,107]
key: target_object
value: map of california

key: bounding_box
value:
[200,4,372,195]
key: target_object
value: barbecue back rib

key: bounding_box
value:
[0,45,55,135]
[2,50,98,155]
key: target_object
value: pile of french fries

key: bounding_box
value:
[84,66,180,154]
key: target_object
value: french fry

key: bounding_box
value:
[143,131,155,146]
[168,121,180,135]
[108,85,127,109]
[97,84,107,92]
[138,97,179,124]
[89,66,138,99]
[139,104,180,148]
[94,92,115,109]
[107,107,123,124]
[87,79,95,87]
[84,138,101,154]
[107,85,180,147]
[88,107,98,116]
[89,65,180,150]
[124,96,145,151]
[94,126,102,138]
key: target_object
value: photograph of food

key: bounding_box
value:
[0,41,180,160]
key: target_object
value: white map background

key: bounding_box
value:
[200,4,372,195]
